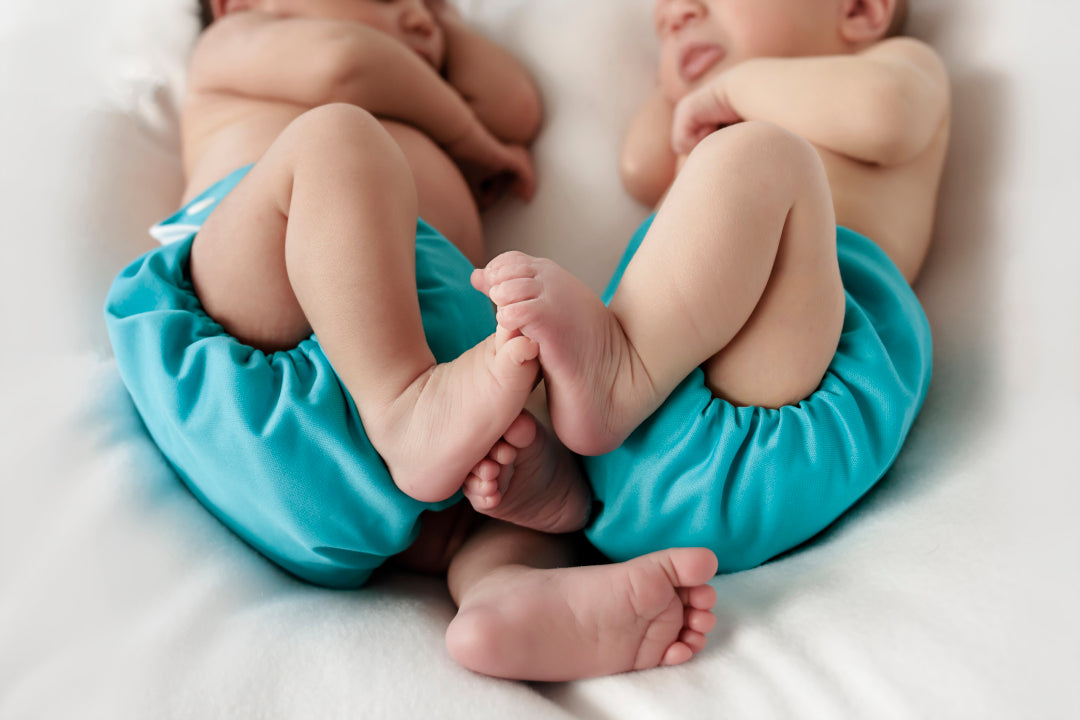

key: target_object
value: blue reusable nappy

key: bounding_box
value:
[584,216,932,572]
[105,166,494,588]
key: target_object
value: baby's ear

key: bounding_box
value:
[837,0,897,45]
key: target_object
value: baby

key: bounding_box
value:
[184,0,546,502]
[106,0,718,682]
[468,0,947,569]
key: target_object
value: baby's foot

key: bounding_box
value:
[472,253,657,456]
[369,327,539,503]
[446,547,719,681]
[463,411,590,534]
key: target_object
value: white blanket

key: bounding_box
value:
[2,0,1078,717]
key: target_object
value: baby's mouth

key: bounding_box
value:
[678,43,726,83]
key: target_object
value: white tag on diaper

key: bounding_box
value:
[149,222,202,245]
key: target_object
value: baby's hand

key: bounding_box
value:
[466,145,535,210]
[671,75,743,155]
[446,121,536,204]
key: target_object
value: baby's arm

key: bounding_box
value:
[189,12,522,176]
[674,38,949,167]
[433,3,542,145]
[620,89,679,208]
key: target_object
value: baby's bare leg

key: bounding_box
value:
[190,104,538,503]
[392,504,478,575]
[445,521,718,681]
[474,121,844,455]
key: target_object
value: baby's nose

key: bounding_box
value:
[403,1,436,35]
[659,0,704,34]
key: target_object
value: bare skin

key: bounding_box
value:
[474,0,949,458]
[182,1,718,681]
[446,522,719,681]
[462,410,591,534]
[191,102,540,502]
[476,121,843,455]
[185,5,540,502]
[636,0,949,282]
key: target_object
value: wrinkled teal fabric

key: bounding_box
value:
[105,166,493,588]
[584,216,932,572]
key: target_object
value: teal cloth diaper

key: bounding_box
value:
[584,216,932,572]
[105,166,494,588]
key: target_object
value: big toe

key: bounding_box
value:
[470,267,491,294]
[659,548,720,589]
[496,335,540,374]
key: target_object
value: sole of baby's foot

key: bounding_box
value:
[446,547,719,681]
[471,253,655,456]
[463,411,591,534]
[370,330,539,504]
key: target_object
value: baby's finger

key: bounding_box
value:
[505,146,536,202]
[672,100,711,154]
[672,84,736,155]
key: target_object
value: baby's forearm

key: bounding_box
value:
[724,51,945,165]
[316,24,483,147]
[191,15,481,148]
[439,16,542,145]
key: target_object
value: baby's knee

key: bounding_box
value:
[689,121,823,183]
[284,103,393,160]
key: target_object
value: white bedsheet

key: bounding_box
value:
[2,0,1078,717]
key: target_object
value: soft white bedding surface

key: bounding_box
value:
[2,0,1078,717]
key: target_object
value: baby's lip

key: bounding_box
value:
[678,42,726,83]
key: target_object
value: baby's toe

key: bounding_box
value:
[489,440,517,466]
[685,607,716,634]
[464,475,500,505]
[686,584,718,610]
[678,629,708,654]
[486,251,539,282]
[471,458,501,485]
[496,334,540,368]
[502,412,538,450]
[490,277,543,307]
[660,643,694,667]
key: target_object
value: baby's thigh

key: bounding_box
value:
[189,152,310,352]
[700,221,845,409]
[698,127,845,408]
[703,259,845,409]
[381,120,483,265]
